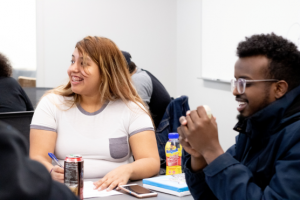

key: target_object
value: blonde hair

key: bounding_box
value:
[46,36,153,126]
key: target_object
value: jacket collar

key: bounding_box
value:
[234,84,300,141]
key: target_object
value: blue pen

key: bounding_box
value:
[48,153,63,168]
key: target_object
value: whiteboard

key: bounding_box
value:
[202,0,300,82]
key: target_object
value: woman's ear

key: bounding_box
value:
[274,80,288,99]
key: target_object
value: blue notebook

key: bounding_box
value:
[142,174,190,197]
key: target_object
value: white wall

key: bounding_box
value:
[176,0,237,151]
[0,0,36,70]
[36,0,177,97]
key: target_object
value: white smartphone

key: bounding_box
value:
[119,184,158,198]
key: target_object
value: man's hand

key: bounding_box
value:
[178,113,207,171]
[179,106,224,164]
[178,125,201,158]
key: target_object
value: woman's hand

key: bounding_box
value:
[51,165,64,183]
[93,164,132,192]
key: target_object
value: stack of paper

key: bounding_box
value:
[83,181,123,199]
[143,174,190,197]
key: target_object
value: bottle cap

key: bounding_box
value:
[168,132,179,139]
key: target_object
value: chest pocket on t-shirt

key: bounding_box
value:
[109,136,129,159]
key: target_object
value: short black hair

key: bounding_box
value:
[121,51,137,74]
[128,61,137,74]
[237,33,300,91]
[0,53,12,77]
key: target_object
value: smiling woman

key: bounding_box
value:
[68,48,102,101]
[29,36,160,191]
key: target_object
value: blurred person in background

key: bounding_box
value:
[121,51,171,128]
[0,52,33,112]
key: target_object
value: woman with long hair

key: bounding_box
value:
[29,36,160,191]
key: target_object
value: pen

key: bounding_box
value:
[48,153,63,168]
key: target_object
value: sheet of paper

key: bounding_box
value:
[83,181,123,199]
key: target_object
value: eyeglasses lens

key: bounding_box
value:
[231,79,236,93]
[237,79,246,94]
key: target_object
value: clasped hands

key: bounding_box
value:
[177,106,224,167]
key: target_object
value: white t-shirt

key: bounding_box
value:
[30,93,154,178]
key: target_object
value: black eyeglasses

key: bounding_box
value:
[231,78,278,94]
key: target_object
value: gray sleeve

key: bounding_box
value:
[131,72,153,104]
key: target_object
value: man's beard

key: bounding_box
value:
[236,86,271,122]
[237,113,247,121]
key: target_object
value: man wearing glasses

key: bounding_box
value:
[178,33,300,200]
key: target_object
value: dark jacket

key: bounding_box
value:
[156,96,190,168]
[0,77,33,112]
[185,84,300,200]
[0,121,78,200]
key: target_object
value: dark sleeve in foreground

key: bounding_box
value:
[0,121,78,200]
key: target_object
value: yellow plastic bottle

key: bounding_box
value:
[165,133,182,175]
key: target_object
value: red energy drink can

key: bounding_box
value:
[64,154,84,200]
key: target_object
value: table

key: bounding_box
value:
[85,179,194,200]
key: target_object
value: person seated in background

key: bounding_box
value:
[0,121,78,200]
[0,53,33,112]
[29,36,160,191]
[178,33,300,199]
[121,51,171,128]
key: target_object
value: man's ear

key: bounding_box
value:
[274,80,288,99]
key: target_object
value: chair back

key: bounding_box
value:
[18,76,36,87]
[23,87,53,109]
[0,111,34,153]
